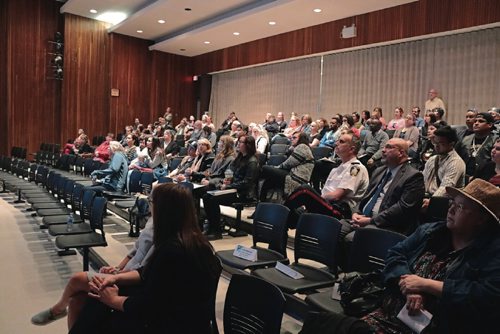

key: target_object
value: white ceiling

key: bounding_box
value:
[61,0,418,57]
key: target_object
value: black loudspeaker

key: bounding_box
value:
[48,31,64,80]
[194,74,212,113]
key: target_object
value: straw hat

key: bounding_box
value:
[446,179,500,224]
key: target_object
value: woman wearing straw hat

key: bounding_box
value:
[362,179,500,333]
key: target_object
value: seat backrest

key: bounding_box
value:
[89,196,107,235]
[426,196,449,223]
[35,165,49,185]
[71,183,84,212]
[294,213,342,273]
[266,154,287,167]
[169,156,183,172]
[179,146,188,157]
[140,172,155,194]
[256,153,267,168]
[83,158,94,176]
[128,169,142,193]
[271,136,290,145]
[348,228,406,272]
[157,176,173,184]
[224,274,286,334]
[56,176,69,198]
[80,189,96,221]
[252,202,290,257]
[269,144,289,155]
[28,163,38,182]
[311,146,333,160]
[177,181,194,192]
[63,179,76,205]
[48,173,61,194]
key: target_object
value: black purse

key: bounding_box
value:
[339,271,385,317]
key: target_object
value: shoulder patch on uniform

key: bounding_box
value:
[350,165,360,176]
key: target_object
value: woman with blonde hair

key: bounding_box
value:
[196,135,236,187]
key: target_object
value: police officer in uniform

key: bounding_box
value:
[284,133,369,228]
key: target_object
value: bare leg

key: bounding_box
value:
[67,292,88,330]
[51,272,90,315]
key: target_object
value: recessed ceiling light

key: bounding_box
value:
[95,12,127,25]
[180,48,186,51]
[233,32,240,36]
[137,30,143,33]
[313,8,322,13]
[158,19,165,24]
[184,8,192,11]
[204,41,210,44]
[89,9,97,14]
[268,21,276,25]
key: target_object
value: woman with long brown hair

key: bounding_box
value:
[68,183,221,334]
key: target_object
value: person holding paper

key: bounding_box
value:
[362,179,500,333]
[202,135,259,240]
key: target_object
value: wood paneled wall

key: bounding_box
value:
[0,5,195,156]
[0,0,8,155]
[0,0,63,156]
[61,14,110,144]
[193,0,500,74]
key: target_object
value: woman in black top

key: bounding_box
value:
[69,184,221,334]
[202,135,259,240]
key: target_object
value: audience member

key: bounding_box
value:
[284,133,368,228]
[473,138,500,186]
[422,126,465,208]
[31,218,155,328]
[298,114,313,135]
[252,124,269,154]
[276,111,287,132]
[201,125,217,148]
[90,141,129,192]
[93,133,114,163]
[68,183,221,334]
[371,107,386,129]
[461,112,497,176]
[202,135,259,240]
[393,113,419,157]
[425,88,446,114]
[123,134,138,163]
[433,107,446,124]
[358,118,389,168]
[411,106,425,128]
[168,142,197,179]
[363,179,500,333]
[387,107,405,130]
[283,116,301,138]
[318,116,341,148]
[345,138,424,239]
[263,114,279,138]
[260,132,314,201]
[199,135,235,187]
[456,108,477,141]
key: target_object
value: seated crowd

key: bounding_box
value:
[30,101,500,333]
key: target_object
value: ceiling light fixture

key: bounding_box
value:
[137,30,143,33]
[158,19,166,24]
[180,48,186,51]
[268,21,276,25]
[89,9,97,14]
[184,8,192,11]
[204,41,210,44]
[233,32,240,36]
[313,8,322,13]
[95,12,127,25]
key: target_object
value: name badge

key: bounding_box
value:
[331,283,341,300]
[233,245,257,262]
[275,262,304,279]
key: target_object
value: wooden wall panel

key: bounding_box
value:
[150,51,194,123]
[194,0,500,74]
[0,0,7,155]
[1,0,63,156]
[109,34,152,134]
[61,14,110,143]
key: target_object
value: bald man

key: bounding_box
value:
[343,138,425,239]
[425,88,446,114]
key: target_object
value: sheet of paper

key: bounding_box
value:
[397,303,433,334]
[233,244,257,262]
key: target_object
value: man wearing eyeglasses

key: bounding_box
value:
[344,138,425,240]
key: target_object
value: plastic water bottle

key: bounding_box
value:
[66,213,74,232]
[224,169,233,183]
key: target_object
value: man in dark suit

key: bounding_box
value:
[343,138,425,240]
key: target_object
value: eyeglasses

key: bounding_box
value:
[448,199,465,212]
[292,136,298,140]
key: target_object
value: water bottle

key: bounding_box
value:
[66,213,74,232]
[224,169,233,183]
